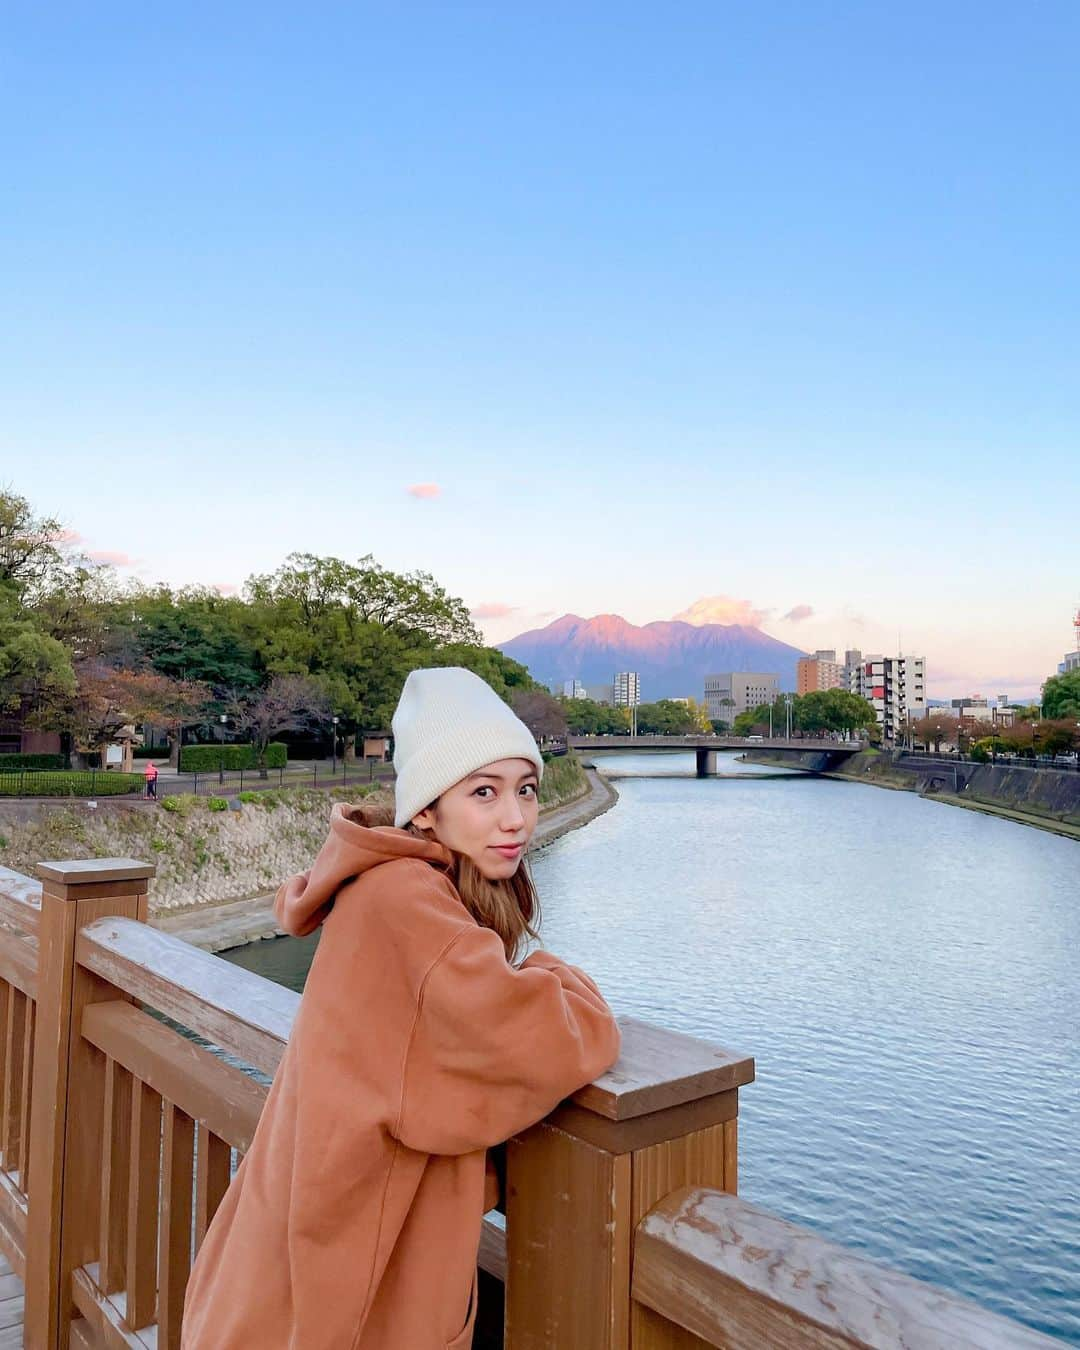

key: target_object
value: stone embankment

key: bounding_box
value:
[745,747,1080,839]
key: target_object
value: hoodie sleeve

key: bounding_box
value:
[394,926,621,1156]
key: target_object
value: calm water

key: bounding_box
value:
[225,751,1080,1341]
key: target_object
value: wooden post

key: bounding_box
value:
[24,858,154,1350]
[504,1018,753,1350]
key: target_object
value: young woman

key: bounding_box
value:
[182,667,621,1349]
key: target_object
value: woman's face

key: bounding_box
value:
[411,757,540,880]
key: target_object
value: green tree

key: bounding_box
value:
[0,593,76,717]
[636,700,699,735]
[0,488,68,603]
[1041,670,1080,719]
[428,644,538,700]
[556,697,630,735]
[124,587,261,691]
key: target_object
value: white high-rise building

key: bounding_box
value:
[561,679,588,699]
[612,672,641,707]
[847,655,927,742]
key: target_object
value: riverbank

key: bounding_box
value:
[744,747,1080,840]
[155,766,619,952]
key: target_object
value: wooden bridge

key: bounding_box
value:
[0,857,1062,1348]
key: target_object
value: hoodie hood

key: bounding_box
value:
[275,802,453,937]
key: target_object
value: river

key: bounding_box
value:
[224,750,1080,1342]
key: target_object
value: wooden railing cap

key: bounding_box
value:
[571,1016,755,1121]
[37,857,157,885]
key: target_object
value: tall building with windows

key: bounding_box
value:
[612,671,641,707]
[796,649,847,694]
[847,655,927,742]
[704,673,779,721]
[560,679,588,699]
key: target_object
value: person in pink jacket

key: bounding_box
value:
[182,667,621,1349]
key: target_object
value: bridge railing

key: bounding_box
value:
[0,858,1064,1348]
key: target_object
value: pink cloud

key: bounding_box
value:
[86,549,139,567]
[781,604,815,624]
[407,483,441,500]
[471,602,519,620]
[56,528,83,544]
[673,595,769,628]
[211,582,239,596]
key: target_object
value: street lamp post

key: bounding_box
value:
[218,714,227,784]
[332,716,340,774]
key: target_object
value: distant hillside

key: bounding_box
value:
[500,613,805,699]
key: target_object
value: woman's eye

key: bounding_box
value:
[520,783,538,797]
[473,786,494,798]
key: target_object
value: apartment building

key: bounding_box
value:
[796,649,847,694]
[613,672,641,707]
[847,654,927,742]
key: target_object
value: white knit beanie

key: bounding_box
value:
[392,667,544,827]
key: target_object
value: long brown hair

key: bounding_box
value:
[405,819,540,964]
[348,800,541,962]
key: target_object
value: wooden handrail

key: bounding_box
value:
[0,865,41,941]
[632,1186,1063,1348]
[77,917,297,1077]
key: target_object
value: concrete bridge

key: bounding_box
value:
[568,735,867,777]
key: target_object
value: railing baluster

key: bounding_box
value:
[194,1125,230,1252]
[99,1058,132,1296]
[3,990,26,1182]
[125,1080,161,1331]
[0,984,9,1173]
[158,1103,194,1350]
[19,999,35,1194]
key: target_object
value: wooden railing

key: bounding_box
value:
[0,859,1064,1349]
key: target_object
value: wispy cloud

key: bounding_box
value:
[781,604,815,623]
[407,483,441,500]
[86,549,139,567]
[673,595,769,628]
[470,602,518,620]
[211,582,239,596]
[56,528,83,544]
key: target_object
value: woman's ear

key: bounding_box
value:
[411,805,436,831]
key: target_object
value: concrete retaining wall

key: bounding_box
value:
[746,748,1080,829]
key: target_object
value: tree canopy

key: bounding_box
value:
[2,487,543,763]
[1042,669,1080,719]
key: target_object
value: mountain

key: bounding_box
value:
[499,613,806,700]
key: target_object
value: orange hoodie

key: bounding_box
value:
[182,804,621,1349]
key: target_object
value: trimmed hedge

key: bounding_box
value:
[0,753,65,771]
[178,742,288,772]
[0,771,142,797]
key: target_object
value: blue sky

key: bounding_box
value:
[4,3,1078,698]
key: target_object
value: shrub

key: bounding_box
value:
[0,771,142,798]
[207,796,229,812]
[178,742,288,772]
[236,791,261,804]
[0,753,65,771]
[160,794,198,816]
